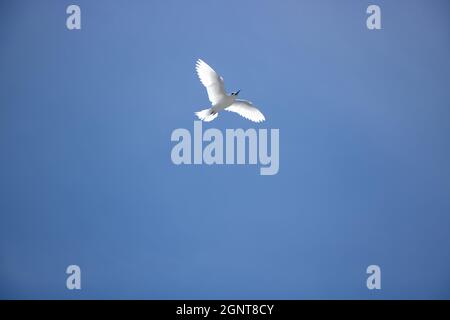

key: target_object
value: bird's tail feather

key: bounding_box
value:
[195,108,218,122]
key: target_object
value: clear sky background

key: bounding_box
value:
[1,0,450,299]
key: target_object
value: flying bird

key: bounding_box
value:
[194,59,265,123]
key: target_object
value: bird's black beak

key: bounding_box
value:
[236,90,240,95]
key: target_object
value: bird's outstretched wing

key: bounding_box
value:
[196,59,226,105]
[225,99,265,123]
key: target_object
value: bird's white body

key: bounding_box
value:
[194,59,265,123]
[211,95,235,113]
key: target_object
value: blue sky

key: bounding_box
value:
[1,0,450,299]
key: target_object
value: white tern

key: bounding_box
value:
[194,59,265,123]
